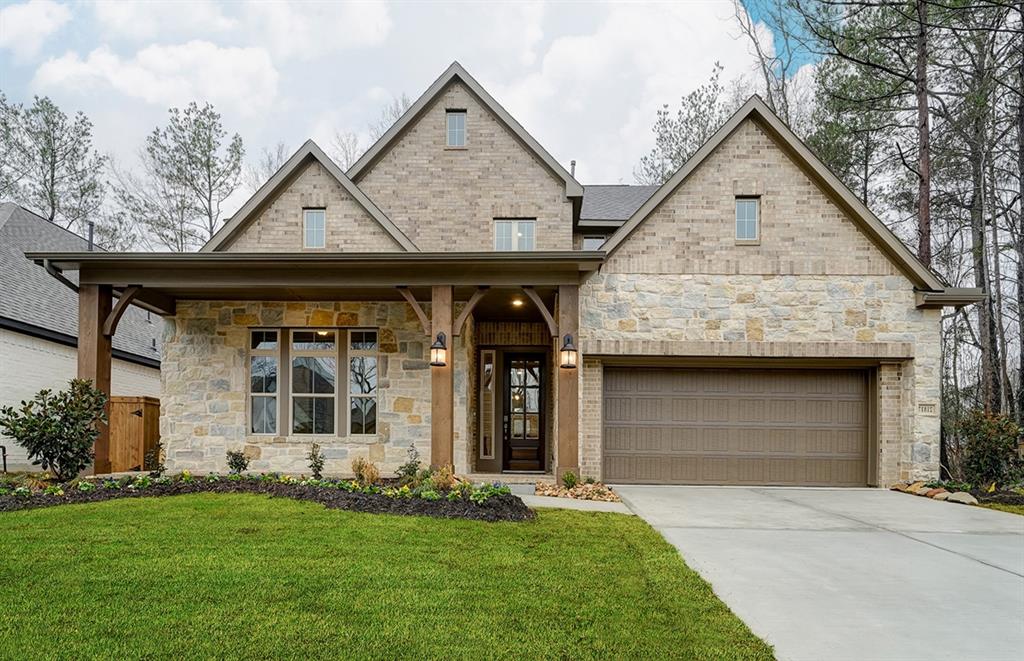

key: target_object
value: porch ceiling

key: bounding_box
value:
[25,251,602,315]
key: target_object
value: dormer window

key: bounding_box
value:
[303,208,326,249]
[446,110,466,147]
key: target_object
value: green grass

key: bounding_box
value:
[980,502,1024,516]
[0,494,772,660]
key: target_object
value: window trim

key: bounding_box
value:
[248,329,280,436]
[348,329,379,436]
[445,109,467,148]
[494,218,537,251]
[303,208,326,250]
[735,197,760,245]
[581,235,606,251]
[290,328,338,436]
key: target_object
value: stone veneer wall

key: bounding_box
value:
[355,81,573,251]
[577,117,942,486]
[222,161,402,252]
[161,301,432,474]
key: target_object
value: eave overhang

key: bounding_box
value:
[915,288,986,309]
[27,251,605,313]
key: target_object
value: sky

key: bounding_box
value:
[0,0,792,213]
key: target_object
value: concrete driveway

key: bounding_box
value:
[615,486,1024,661]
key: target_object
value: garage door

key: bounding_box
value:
[603,368,868,486]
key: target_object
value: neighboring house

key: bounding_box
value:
[28,63,982,487]
[0,203,162,471]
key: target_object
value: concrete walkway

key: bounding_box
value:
[509,484,633,514]
[616,486,1024,661]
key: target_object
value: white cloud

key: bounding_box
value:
[92,0,235,41]
[0,0,70,61]
[32,41,279,116]
[492,2,759,182]
[243,0,392,60]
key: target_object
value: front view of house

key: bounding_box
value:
[31,63,982,487]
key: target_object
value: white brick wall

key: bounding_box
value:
[0,328,161,471]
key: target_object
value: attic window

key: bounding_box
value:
[446,110,466,147]
[735,198,759,243]
[303,209,326,249]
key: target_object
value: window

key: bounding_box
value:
[349,330,378,435]
[303,209,326,249]
[291,330,336,434]
[249,330,279,435]
[479,350,495,459]
[735,198,759,242]
[446,110,466,147]
[582,236,605,250]
[495,219,536,251]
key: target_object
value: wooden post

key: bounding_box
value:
[431,285,454,468]
[556,284,579,479]
[79,284,113,474]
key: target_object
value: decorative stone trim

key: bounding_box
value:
[581,339,915,359]
[890,481,978,505]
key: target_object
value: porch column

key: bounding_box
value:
[431,285,454,468]
[78,284,113,475]
[556,284,579,478]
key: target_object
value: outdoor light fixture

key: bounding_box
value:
[511,298,524,307]
[559,333,578,369]
[430,332,448,367]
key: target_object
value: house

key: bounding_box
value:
[27,63,983,487]
[0,203,162,471]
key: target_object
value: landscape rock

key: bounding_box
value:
[946,492,979,505]
[924,488,946,498]
[932,492,951,501]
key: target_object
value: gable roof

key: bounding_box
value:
[201,140,418,252]
[347,61,584,198]
[580,185,659,226]
[0,202,161,365]
[602,96,947,292]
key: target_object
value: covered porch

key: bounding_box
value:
[28,251,602,477]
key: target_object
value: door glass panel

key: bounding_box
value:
[525,388,539,412]
[525,364,540,387]
[510,363,524,386]
[511,387,525,413]
[526,414,539,439]
[511,416,524,439]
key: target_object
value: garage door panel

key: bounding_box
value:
[603,368,868,486]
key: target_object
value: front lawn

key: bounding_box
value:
[980,502,1024,516]
[0,494,773,660]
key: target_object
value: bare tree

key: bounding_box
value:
[330,130,362,170]
[244,142,290,193]
[369,93,412,141]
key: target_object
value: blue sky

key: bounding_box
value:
[0,0,804,207]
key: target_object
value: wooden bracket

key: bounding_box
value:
[102,286,142,337]
[521,286,557,337]
[398,286,431,335]
[453,287,488,336]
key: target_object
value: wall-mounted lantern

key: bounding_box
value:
[430,332,448,367]
[559,333,578,369]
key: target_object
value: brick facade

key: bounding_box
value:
[355,81,574,252]
[579,118,941,486]
[223,161,402,252]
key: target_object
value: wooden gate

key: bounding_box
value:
[109,396,160,472]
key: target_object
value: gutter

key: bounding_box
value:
[915,288,986,309]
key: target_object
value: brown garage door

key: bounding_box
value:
[603,368,868,486]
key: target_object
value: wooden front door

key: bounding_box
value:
[502,353,545,471]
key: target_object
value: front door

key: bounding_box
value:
[503,353,544,471]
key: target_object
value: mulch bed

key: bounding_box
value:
[0,480,536,523]
[969,489,1024,506]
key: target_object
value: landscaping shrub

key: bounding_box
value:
[226,450,250,475]
[0,379,107,481]
[431,464,456,491]
[306,443,325,480]
[959,410,1022,487]
[145,441,166,476]
[561,471,578,489]
[395,446,422,485]
[351,457,380,486]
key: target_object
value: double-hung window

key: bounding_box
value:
[303,209,326,249]
[495,219,536,251]
[291,330,336,434]
[249,330,279,435]
[349,330,378,434]
[446,110,466,147]
[735,198,759,242]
